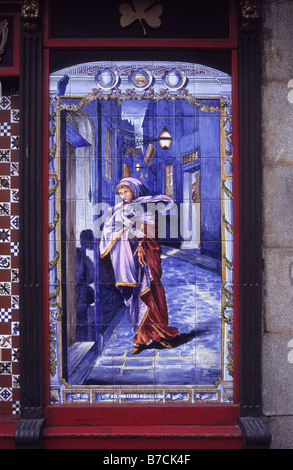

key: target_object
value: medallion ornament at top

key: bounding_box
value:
[129,68,152,89]
[95,68,119,90]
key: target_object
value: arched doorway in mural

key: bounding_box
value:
[48,60,234,405]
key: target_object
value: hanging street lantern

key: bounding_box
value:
[158,126,172,150]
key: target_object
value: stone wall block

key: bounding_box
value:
[263,249,293,332]
[263,332,293,417]
[263,164,293,247]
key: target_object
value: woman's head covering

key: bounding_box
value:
[116,177,150,199]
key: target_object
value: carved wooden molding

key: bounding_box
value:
[15,418,46,449]
[16,20,44,446]
[239,418,271,449]
[0,19,9,62]
[21,0,40,32]
[240,0,260,32]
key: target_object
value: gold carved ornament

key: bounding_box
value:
[119,0,163,36]
[240,0,260,32]
[21,0,40,32]
[0,19,8,63]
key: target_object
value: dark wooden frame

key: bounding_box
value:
[14,3,45,448]
[13,0,271,449]
[237,1,271,449]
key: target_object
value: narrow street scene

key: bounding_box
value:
[80,246,222,387]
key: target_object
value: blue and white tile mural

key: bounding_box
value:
[48,61,234,405]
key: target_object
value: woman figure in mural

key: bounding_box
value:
[99,177,179,355]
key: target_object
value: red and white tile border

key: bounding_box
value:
[0,95,20,415]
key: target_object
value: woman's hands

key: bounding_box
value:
[133,244,146,267]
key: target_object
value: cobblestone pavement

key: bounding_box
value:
[84,247,222,387]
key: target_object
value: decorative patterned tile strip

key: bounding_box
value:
[0,95,20,415]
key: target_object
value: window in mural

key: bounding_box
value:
[48,60,234,405]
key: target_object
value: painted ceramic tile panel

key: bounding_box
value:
[48,61,233,405]
[0,95,20,415]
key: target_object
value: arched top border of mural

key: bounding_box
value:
[49,61,232,108]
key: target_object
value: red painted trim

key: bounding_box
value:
[12,13,20,74]
[0,416,19,449]
[44,404,240,427]
[232,48,240,405]
[44,38,237,50]
[230,0,238,47]
[43,0,50,45]
[43,424,242,449]
[44,424,242,438]
[0,13,20,76]
[43,437,242,449]
[41,110,241,417]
